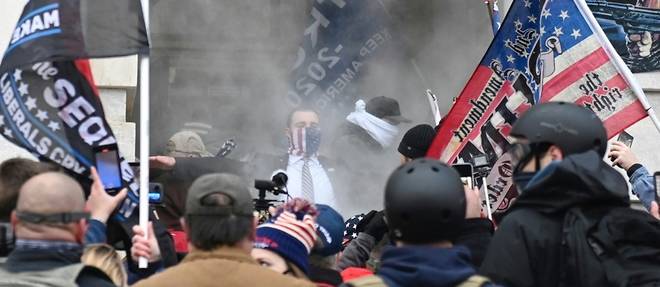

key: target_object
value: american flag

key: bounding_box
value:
[487,0,502,34]
[427,0,649,217]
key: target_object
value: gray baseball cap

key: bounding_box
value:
[186,173,254,217]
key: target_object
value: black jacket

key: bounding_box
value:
[3,243,115,287]
[479,151,630,287]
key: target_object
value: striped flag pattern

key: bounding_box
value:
[427,0,649,218]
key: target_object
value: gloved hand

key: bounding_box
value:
[363,210,388,242]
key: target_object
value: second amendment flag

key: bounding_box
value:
[427,0,649,217]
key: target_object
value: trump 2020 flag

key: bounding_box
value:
[288,0,390,112]
[0,0,148,220]
[427,0,649,218]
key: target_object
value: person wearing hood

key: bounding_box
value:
[479,102,630,287]
[343,159,496,287]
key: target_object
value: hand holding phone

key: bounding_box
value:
[93,144,123,193]
[608,141,640,170]
[453,164,474,189]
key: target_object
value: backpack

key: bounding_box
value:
[342,274,492,287]
[560,206,660,287]
[0,263,85,287]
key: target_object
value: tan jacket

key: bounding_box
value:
[133,246,315,287]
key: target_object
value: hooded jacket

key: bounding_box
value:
[375,245,494,287]
[480,151,630,287]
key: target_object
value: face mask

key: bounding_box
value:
[288,126,321,157]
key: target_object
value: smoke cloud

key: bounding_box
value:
[147,0,493,215]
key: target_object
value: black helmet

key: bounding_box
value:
[510,102,607,157]
[384,158,466,244]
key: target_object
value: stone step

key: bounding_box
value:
[99,88,128,123]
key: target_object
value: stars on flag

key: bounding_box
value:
[3,128,12,138]
[13,69,22,82]
[17,82,28,96]
[507,54,516,63]
[36,109,49,121]
[570,29,581,39]
[552,27,564,37]
[514,19,523,27]
[527,15,537,23]
[542,7,551,19]
[25,97,37,111]
[559,10,569,21]
[48,121,60,132]
[540,26,546,36]
[523,0,531,8]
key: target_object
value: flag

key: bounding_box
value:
[427,0,649,217]
[287,0,390,112]
[0,0,148,220]
[487,0,502,34]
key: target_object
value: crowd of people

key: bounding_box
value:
[1,100,660,287]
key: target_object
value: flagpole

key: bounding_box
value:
[138,0,150,269]
[575,0,660,136]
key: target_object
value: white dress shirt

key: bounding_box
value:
[284,154,337,208]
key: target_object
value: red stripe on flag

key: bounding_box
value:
[603,101,646,138]
[427,66,494,159]
[570,73,645,137]
[541,48,609,102]
[74,59,100,98]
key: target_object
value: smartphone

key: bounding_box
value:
[617,131,634,148]
[148,183,164,205]
[93,144,123,192]
[653,172,660,204]
[453,163,474,189]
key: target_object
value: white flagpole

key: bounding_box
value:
[575,0,660,135]
[138,0,150,269]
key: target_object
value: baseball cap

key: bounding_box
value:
[186,173,253,217]
[366,96,411,124]
[313,204,345,256]
[165,131,213,157]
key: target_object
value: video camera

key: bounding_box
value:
[253,171,288,222]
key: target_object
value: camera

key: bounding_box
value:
[253,171,288,222]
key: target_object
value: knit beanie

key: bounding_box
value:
[398,124,437,159]
[254,198,318,274]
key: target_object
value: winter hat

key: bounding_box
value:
[254,198,319,274]
[398,124,437,159]
[342,213,365,250]
[313,204,345,256]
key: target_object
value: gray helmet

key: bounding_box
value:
[384,158,466,244]
[510,102,607,157]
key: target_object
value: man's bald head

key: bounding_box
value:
[17,172,86,215]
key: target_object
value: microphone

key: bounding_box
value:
[271,170,288,187]
[253,170,289,195]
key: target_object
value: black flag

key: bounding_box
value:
[1,0,148,72]
[0,0,148,220]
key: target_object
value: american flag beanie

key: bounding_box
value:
[254,198,318,274]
